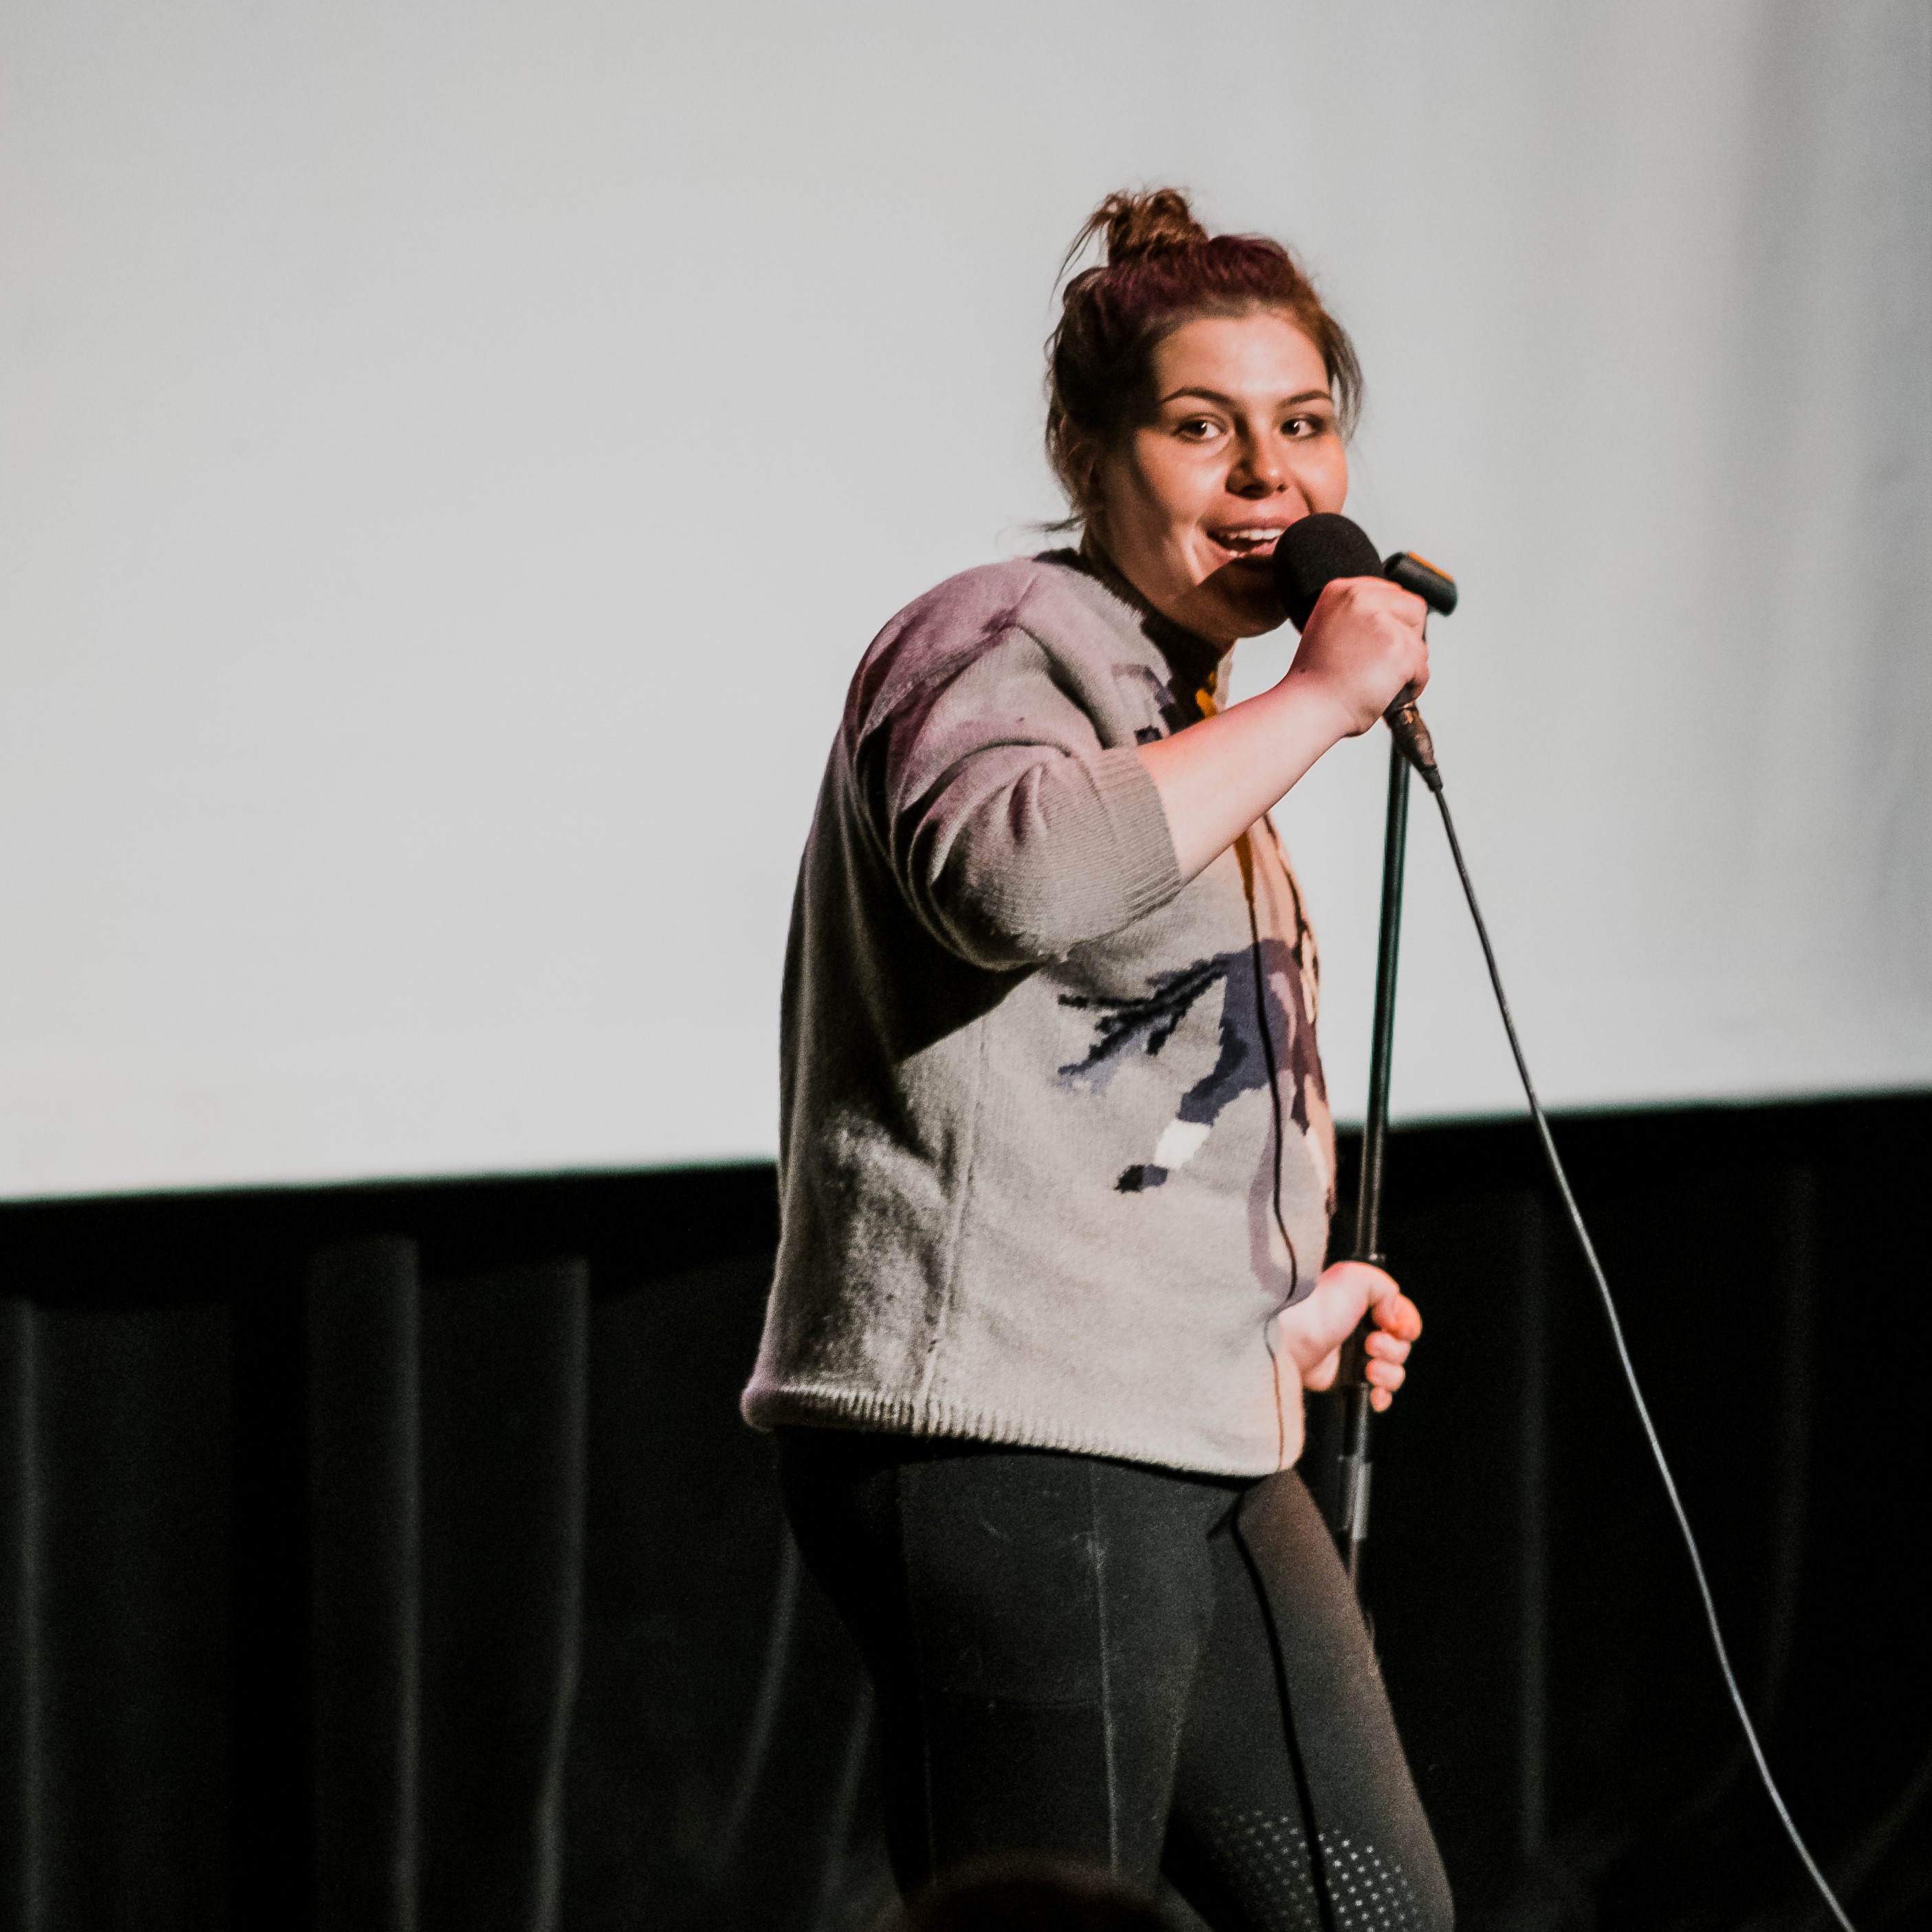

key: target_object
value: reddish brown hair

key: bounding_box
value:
[1045,188,1363,520]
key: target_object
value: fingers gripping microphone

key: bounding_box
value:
[1272,513,1455,793]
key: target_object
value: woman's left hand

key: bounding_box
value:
[1272,1260,1422,1413]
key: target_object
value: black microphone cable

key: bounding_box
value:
[1419,766,1858,1932]
[1273,512,1852,1924]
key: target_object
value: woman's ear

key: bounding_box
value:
[1066,435,1107,528]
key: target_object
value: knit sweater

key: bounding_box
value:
[741,552,1337,1477]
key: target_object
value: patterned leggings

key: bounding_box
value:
[776,1433,1454,1932]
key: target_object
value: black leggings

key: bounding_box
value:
[777,1432,1453,1932]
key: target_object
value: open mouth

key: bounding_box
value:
[1209,525,1290,561]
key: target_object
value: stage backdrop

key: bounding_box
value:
[2,0,1927,1198]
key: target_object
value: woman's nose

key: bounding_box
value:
[1231,433,1288,495]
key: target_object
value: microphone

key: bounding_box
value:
[1272,513,1455,792]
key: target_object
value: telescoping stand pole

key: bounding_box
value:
[1331,728,1412,1589]
[1329,583,1455,1602]
[1266,520,1457,1596]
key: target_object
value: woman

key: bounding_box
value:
[744,189,1452,1931]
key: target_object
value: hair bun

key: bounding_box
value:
[1090,188,1209,263]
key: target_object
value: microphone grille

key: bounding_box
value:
[1272,513,1383,631]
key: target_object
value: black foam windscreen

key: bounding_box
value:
[1272,512,1384,631]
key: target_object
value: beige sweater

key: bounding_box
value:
[742,554,1336,1476]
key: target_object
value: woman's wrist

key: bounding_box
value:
[1271,662,1369,748]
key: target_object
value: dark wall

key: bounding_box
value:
[0,1097,1926,1931]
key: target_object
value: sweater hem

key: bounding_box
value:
[741,1379,1297,1481]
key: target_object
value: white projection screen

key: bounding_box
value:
[2,1,1929,1200]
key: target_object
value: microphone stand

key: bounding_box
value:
[1332,695,1439,1592]
[1329,730,1407,1587]
[1268,534,1453,1594]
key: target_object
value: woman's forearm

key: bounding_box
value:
[1136,666,1354,880]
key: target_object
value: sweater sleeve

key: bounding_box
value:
[856,618,1185,970]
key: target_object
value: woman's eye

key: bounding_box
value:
[1177,417,1220,440]
[1284,415,1330,439]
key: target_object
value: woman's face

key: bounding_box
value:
[1090,309,1348,646]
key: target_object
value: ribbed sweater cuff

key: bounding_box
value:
[1086,745,1184,922]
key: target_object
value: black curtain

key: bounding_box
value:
[0,1292,233,1926]
[1,1100,1929,1932]
[307,1239,591,1932]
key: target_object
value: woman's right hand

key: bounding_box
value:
[1135,576,1431,882]
[1279,576,1431,738]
